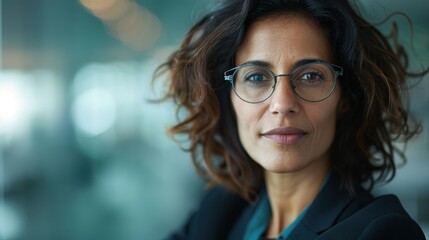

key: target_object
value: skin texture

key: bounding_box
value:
[232,15,342,237]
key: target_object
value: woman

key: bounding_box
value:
[156,0,427,239]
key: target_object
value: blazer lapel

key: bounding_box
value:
[288,173,355,239]
[227,199,258,240]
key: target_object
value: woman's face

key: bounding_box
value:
[232,15,341,174]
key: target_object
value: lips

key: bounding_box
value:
[261,127,308,145]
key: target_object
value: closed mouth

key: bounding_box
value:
[261,127,308,145]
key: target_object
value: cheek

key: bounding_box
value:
[231,95,263,142]
[315,110,337,139]
[309,97,340,140]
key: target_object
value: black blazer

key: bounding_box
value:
[166,174,426,239]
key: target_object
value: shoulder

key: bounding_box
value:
[320,194,425,240]
[358,212,425,239]
[200,186,247,209]
[165,186,248,240]
[188,186,248,222]
[356,195,425,239]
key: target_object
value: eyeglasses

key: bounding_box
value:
[224,61,343,103]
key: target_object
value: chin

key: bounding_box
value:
[257,158,305,174]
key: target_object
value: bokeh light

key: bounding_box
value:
[80,0,162,51]
[0,72,32,136]
[0,84,24,128]
[72,88,117,136]
[0,203,22,240]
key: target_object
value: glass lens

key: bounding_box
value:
[233,65,275,103]
[291,63,336,101]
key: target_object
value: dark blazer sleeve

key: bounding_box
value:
[316,195,425,240]
[163,186,248,240]
[356,214,425,240]
[164,213,196,240]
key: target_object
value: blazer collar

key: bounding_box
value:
[228,172,356,239]
[299,173,354,234]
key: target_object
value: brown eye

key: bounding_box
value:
[297,71,325,84]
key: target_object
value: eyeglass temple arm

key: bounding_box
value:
[332,65,344,76]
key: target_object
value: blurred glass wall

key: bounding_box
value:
[0,0,428,239]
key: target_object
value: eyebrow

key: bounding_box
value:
[240,58,330,69]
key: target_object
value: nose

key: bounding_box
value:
[269,77,300,115]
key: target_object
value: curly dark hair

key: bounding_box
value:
[154,0,427,201]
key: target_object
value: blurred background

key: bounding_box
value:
[0,0,428,239]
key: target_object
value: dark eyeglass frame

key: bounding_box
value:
[224,61,344,103]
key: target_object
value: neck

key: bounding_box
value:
[264,159,330,238]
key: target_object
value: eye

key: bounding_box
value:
[244,72,269,82]
[300,72,325,82]
[237,66,273,87]
[293,68,326,86]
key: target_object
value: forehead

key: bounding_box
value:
[235,15,334,67]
